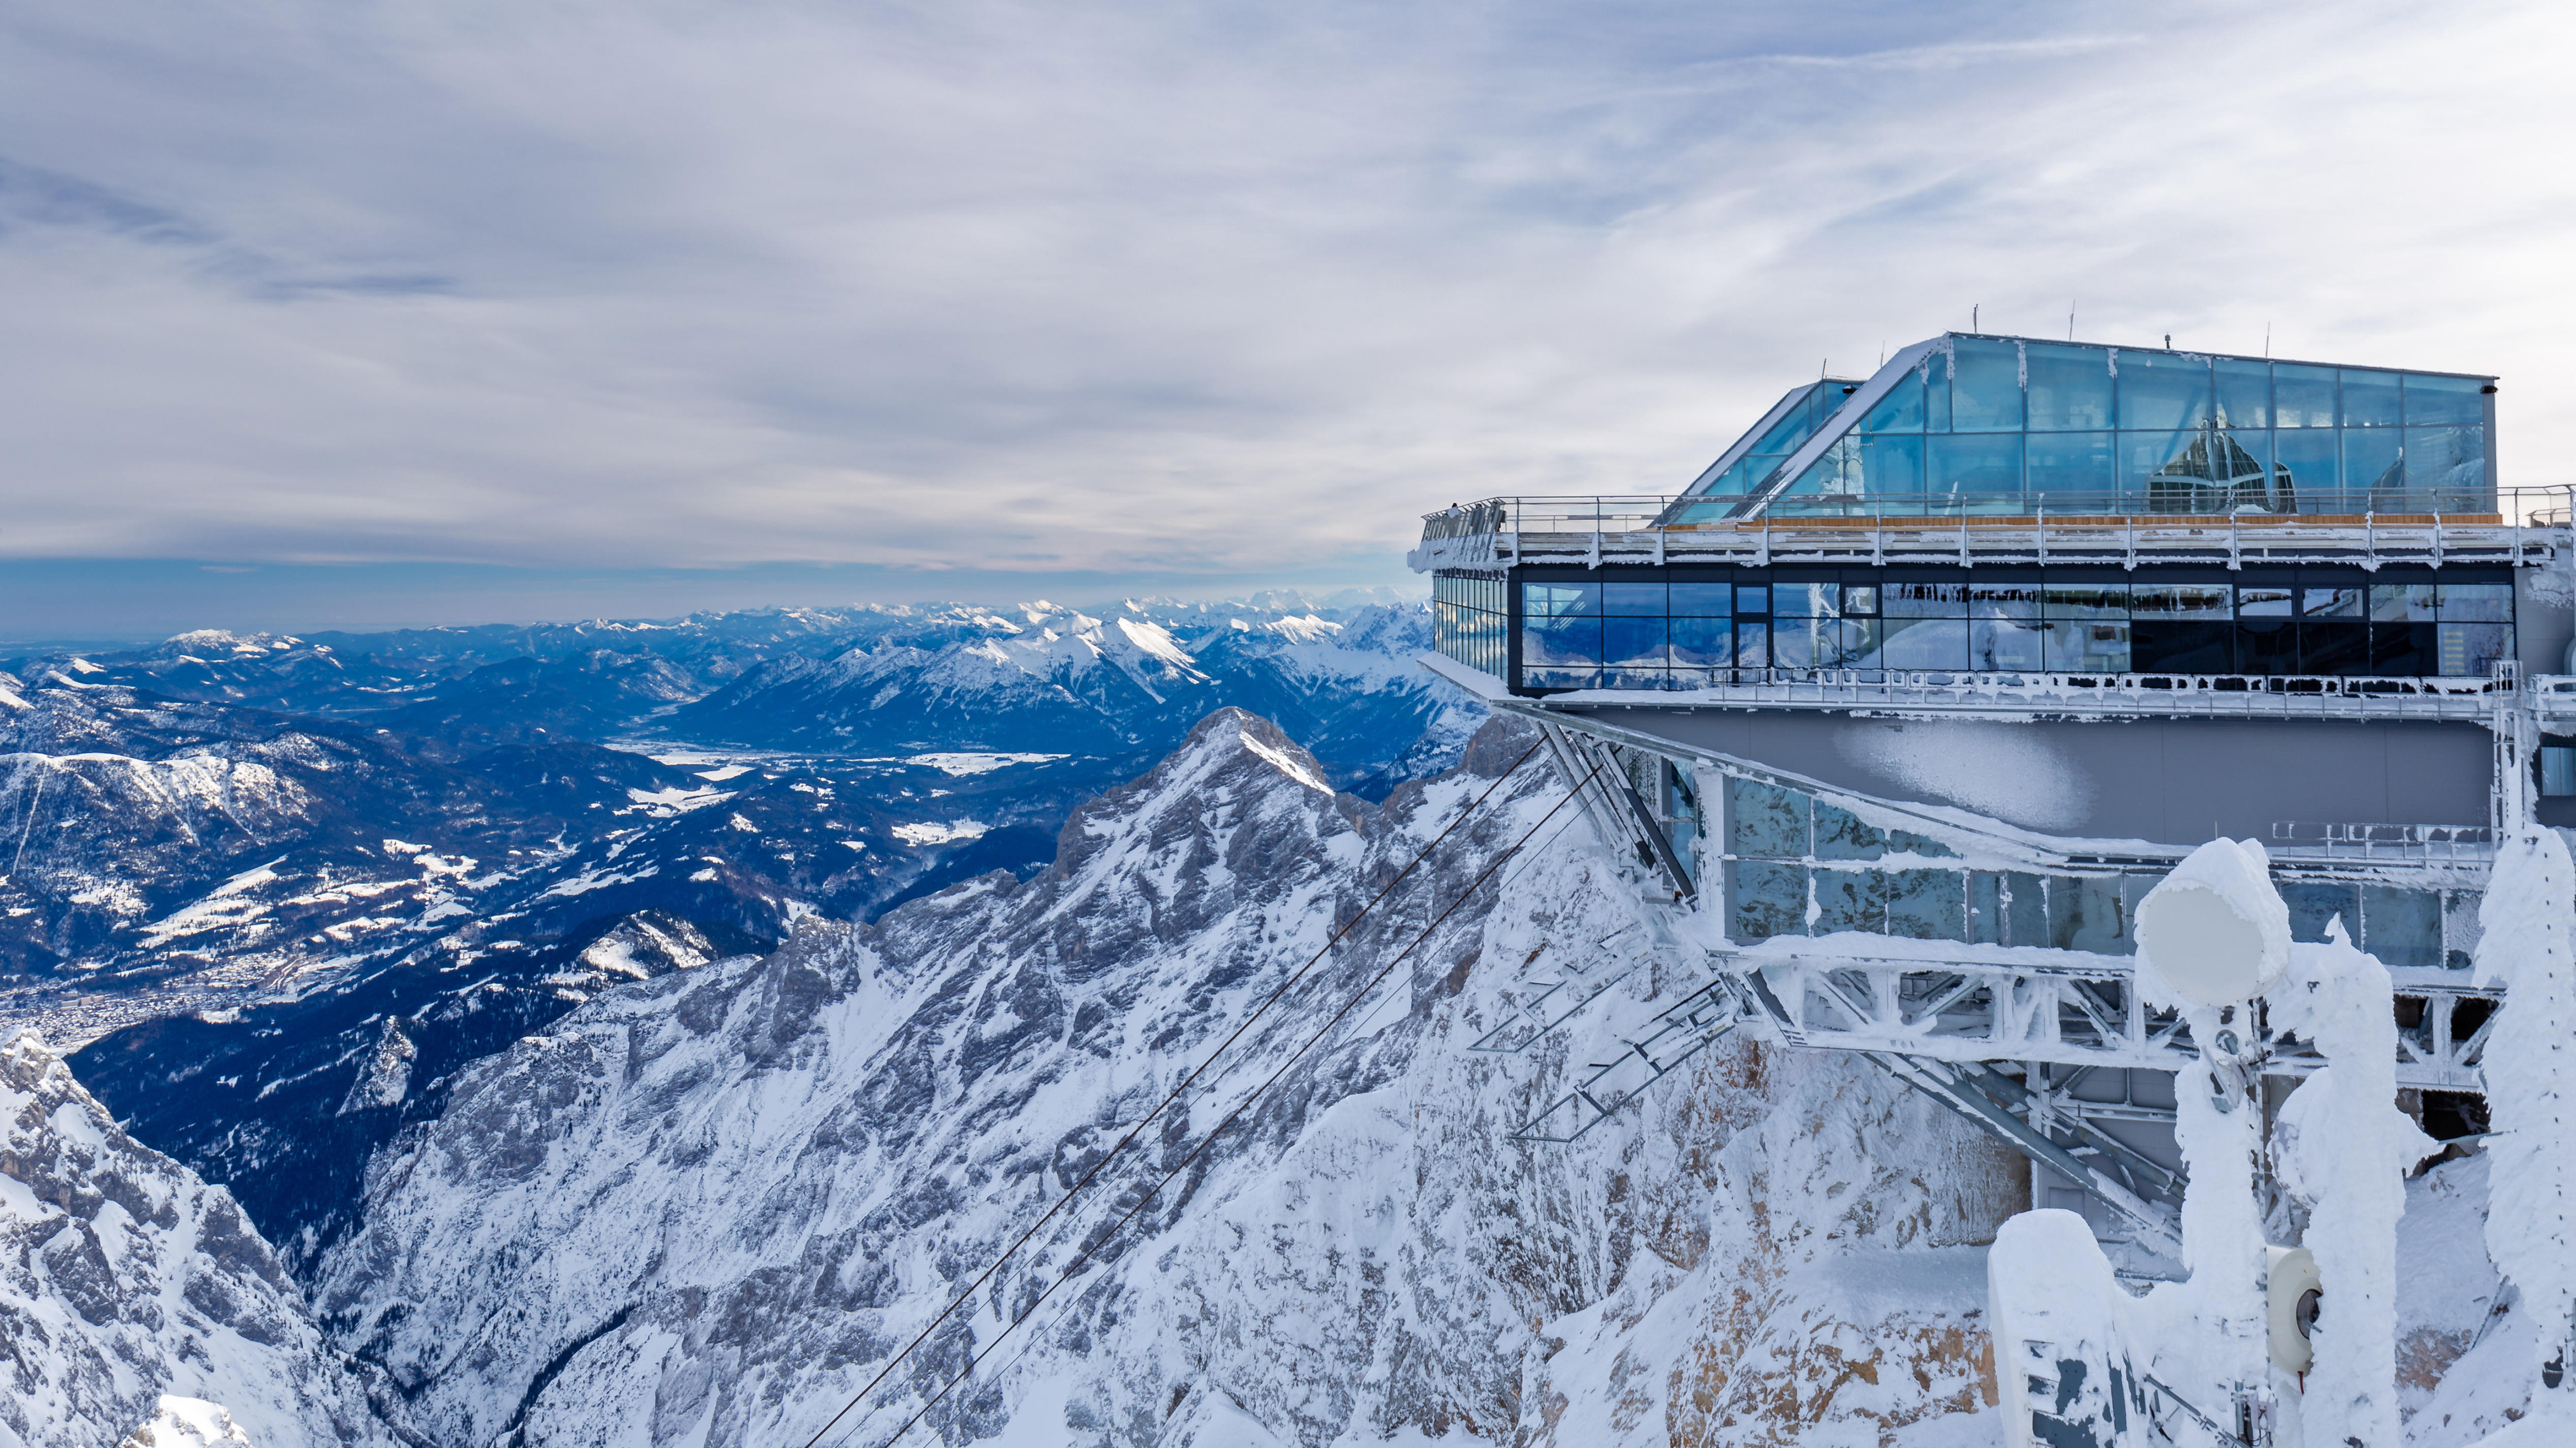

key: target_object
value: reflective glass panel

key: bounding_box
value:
[1602,581,1665,616]
[2301,621,2370,674]
[1860,433,1925,500]
[2132,621,2232,672]
[2344,429,2404,496]
[1738,584,1769,614]
[2025,344,2114,430]
[1886,581,1970,617]
[1863,369,1926,432]
[1843,585,1880,616]
[2044,584,2128,619]
[2369,584,2438,622]
[1773,582,1842,617]
[2213,358,2272,428]
[1521,614,1601,667]
[1522,581,1599,618]
[1930,433,2023,508]
[2403,373,2487,426]
[2340,369,2402,428]
[2237,585,2295,617]
[2239,613,2297,674]
[1951,338,2025,431]
[1605,616,1668,667]
[1772,618,1831,668]
[2440,623,2514,677]
[2303,586,2364,618]
[1924,349,1952,432]
[2132,584,2232,619]
[2044,620,2130,672]
[2439,583,2513,621]
[2216,430,2272,494]
[2026,431,2114,502]
[1735,620,1770,667]
[1670,616,1734,666]
[2273,429,2341,507]
[1970,618,2045,670]
[2118,352,2212,431]
[1968,581,2042,619]
[1881,617,1968,669]
[2404,425,2488,506]
[1669,582,1732,616]
[2274,364,2337,428]
[2119,428,2211,511]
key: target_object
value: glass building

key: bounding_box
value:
[1662,335,2494,523]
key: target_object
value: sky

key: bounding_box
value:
[4,0,2573,639]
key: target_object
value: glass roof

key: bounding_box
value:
[1662,335,2495,523]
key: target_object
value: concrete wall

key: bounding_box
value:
[1580,708,2491,847]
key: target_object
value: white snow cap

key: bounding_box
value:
[2135,838,2291,1008]
[118,1397,253,1447]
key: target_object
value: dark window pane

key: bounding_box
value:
[2371,622,2437,674]
[2237,586,2295,617]
[2274,364,2337,428]
[1521,614,1602,667]
[1930,433,2023,509]
[2239,618,2297,674]
[2440,623,2514,677]
[2439,584,2513,622]
[1671,616,1734,666]
[1967,582,2041,619]
[2340,369,2402,428]
[2026,344,2114,430]
[2131,584,2231,619]
[2273,429,2342,507]
[1669,582,1733,616]
[1773,582,1842,617]
[2405,425,2488,508]
[2044,619,2130,672]
[2044,584,2129,619]
[1951,337,2024,431]
[2214,358,2272,428]
[2303,586,2364,618]
[1738,584,1770,615]
[2118,351,2212,431]
[1863,369,1926,432]
[1882,618,1968,670]
[1731,861,1807,941]
[2403,373,2487,427]
[1970,618,2044,670]
[1602,581,1665,616]
[1523,581,1599,618]
[2300,621,2370,674]
[2026,430,2115,502]
[2133,622,2232,672]
[1605,616,1667,668]
[2370,584,2439,622]
[1886,581,1970,617]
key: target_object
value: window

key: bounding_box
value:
[2118,353,2212,432]
[2543,747,2576,798]
[2339,369,2402,428]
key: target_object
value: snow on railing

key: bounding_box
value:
[1541,669,2511,721]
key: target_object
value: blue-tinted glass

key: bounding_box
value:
[1602,581,1665,616]
[1864,369,1926,432]
[2404,426,2488,507]
[1970,619,2044,670]
[1924,349,1952,432]
[2026,431,2114,502]
[1860,433,1925,502]
[1950,338,2024,432]
[1735,619,1770,667]
[1605,616,1667,667]
[2272,430,2341,508]
[2345,429,2404,497]
[1670,616,1734,665]
[2044,620,2130,672]
[1738,584,1769,614]
[1522,581,1599,618]
[2218,430,2279,510]
[1967,582,2040,620]
[1669,582,1732,616]
[1774,582,1841,617]
[2025,344,2113,430]
[1772,617,1827,668]
[2340,370,2402,427]
[1881,617,1967,669]
[2439,584,2513,622]
[2213,359,2272,428]
[1522,665,1600,690]
[2119,430,2192,508]
[1843,585,1879,616]
[2043,585,2128,619]
[2239,585,2295,617]
[2273,364,2337,427]
[2403,373,2487,426]
[2369,584,2437,622]
[1929,433,2023,508]
[1885,581,1970,617]
[2118,352,2212,431]
[1521,614,1602,667]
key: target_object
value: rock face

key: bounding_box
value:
[317,709,2023,1446]
[0,1031,392,1448]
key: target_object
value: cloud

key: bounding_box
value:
[0,0,2570,587]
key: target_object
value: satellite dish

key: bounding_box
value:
[2135,839,2292,1008]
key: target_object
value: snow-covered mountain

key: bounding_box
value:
[0,1031,396,1447]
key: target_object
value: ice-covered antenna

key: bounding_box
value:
[2135,839,2292,1008]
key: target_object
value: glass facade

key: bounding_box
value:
[1725,776,2467,967]
[1662,378,1861,522]
[1431,570,1508,677]
[1665,336,2492,521]
[1512,566,2514,691]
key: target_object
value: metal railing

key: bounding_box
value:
[1538,669,2513,721]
